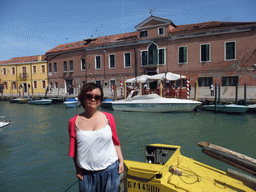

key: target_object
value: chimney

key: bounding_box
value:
[38,55,42,61]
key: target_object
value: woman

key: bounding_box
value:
[68,83,124,192]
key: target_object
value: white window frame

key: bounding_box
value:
[11,67,16,75]
[158,27,165,36]
[2,67,7,75]
[63,61,67,73]
[33,80,38,89]
[200,43,211,62]
[178,45,188,64]
[32,65,37,74]
[109,54,116,69]
[124,52,131,68]
[12,81,17,89]
[225,41,236,61]
[42,80,46,89]
[41,65,46,73]
[95,55,101,70]
[140,50,148,66]
[69,60,74,72]
[158,48,166,65]
[81,59,86,71]
[54,63,57,73]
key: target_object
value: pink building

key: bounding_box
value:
[45,16,256,95]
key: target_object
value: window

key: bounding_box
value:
[3,82,7,89]
[32,66,36,73]
[63,61,67,72]
[198,77,213,87]
[159,49,166,65]
[158,27,164,35]
[54,63,57,73]
[50,82,53,89]
[225,41,236,60]
[95,56,101,69]
[95,80,101,86]
[179,46,188,64]
[109,54,115,69]
[42,80,46,89]
[110,80,115,87]
[48,63,52,73]
[69,60,73,71]
[3,68,7,75]
[81,59,86,71]
[140,30,147,38]
[141,51,148,66]
[201,44,210,62]
[11,67,15,75]
[124,53,131,68]
[149,43,158,65]
[55,82,58,88]
[41,65,45,73]
[12,82,16,89]
[33,81,37,89]
[222,76,238,86]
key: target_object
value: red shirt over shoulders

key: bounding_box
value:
[68,112,120,158]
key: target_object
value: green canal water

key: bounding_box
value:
[0,102,255,191]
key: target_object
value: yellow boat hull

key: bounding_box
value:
[123,144,255,192]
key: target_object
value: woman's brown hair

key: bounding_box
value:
[78,83,104,109]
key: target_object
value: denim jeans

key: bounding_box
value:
[79,161,120,192]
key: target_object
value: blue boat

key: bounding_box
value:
[64,98,80,108]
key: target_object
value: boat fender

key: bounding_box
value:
[169,166,182,176]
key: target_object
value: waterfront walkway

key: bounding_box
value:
[1,86,256,104]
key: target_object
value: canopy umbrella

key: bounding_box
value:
[147,72,186,81]
[125,75,150,83]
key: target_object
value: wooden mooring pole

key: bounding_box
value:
[214,83,218,113]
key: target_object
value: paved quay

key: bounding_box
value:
[1,86,256,104]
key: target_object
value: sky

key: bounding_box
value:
[0,0,255,61]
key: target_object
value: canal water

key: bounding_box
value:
[0,101,255,191]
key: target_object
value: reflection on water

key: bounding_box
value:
[0,102,255,191]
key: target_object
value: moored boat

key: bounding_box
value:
[64,98,80,108]
[248,104,256,113]
[9,97,30,104]
[123,143,256,191]
[200,104,249,113]
[101,98,113,108]
[0,116,10,133]
[28,99,52,105]
[112,90,201,112]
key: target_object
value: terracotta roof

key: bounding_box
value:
[170,21,256,34]
[1,55,46,65]
[46,31,138,54]
[46,20,256,55]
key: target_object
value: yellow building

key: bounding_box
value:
[0,55,48,97]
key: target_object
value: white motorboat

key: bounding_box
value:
[248,104,256,113]
[64,98,80,108]
[112,90,202,112]
[200,104,249,113]
[28,99,52,105]
[0,116,10,133]
[101,99,113,108]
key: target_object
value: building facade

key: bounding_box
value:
[46,16,256,95]
[0,55,48,97]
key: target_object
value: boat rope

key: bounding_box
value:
[65,180,79,192]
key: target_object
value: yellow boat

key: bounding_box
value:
[122,143,256,192]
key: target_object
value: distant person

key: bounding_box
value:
[210,84,214,96]
[68,83,124,192]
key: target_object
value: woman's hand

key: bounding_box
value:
[118,161,124,174]
[76,168,84,180]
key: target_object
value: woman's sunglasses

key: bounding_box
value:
[85,94,101,101]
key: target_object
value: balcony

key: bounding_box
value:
[19,73,28,80]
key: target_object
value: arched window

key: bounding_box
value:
[148,43,158,65]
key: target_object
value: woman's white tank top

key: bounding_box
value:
[76,125,118,171]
